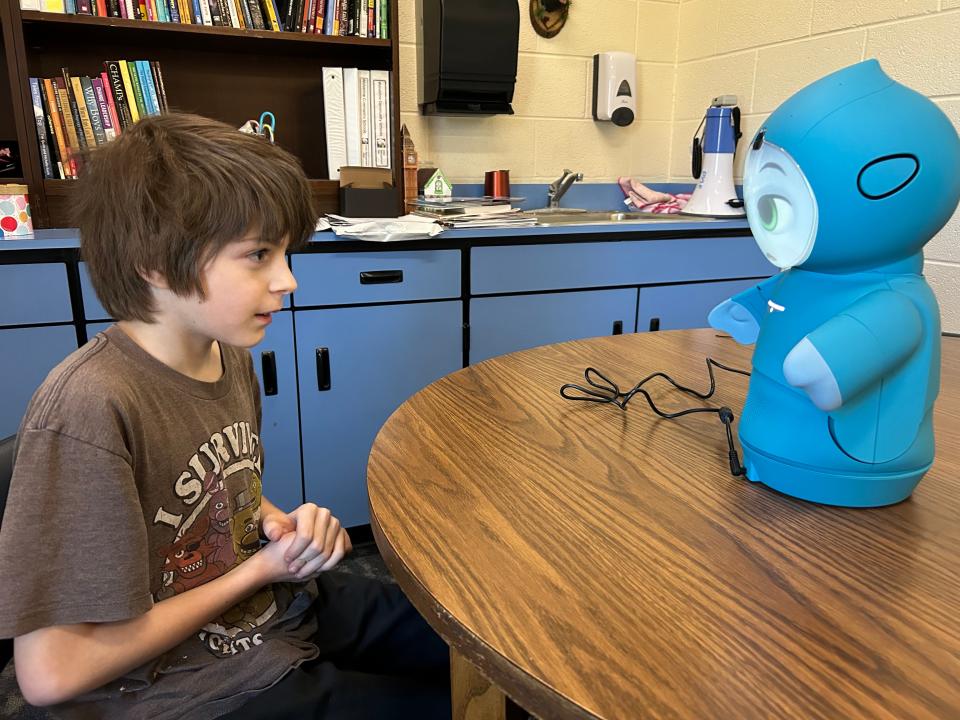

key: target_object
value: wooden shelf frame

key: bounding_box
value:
[3,0,403,227]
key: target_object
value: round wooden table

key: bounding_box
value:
[367,329,960,720]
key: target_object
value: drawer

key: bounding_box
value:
[0,263,72,326]
[471,237,775,295]
[292,250,460,306]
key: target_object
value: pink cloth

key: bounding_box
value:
[617,177,691,214]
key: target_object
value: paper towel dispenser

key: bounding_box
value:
[417,0,519,115]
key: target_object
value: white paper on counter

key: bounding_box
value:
[316,214,444,242]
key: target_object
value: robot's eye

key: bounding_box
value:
[757,195,792,232]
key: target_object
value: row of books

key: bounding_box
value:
[323,67,392,180]
[20,0,389,38]
[29,61,168,180]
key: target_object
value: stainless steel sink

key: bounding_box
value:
[531,210,711,226]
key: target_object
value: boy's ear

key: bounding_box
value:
[139,268,170,290]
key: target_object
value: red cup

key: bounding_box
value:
[484,170,510,199]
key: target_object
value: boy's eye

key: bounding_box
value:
[249,249,269,262]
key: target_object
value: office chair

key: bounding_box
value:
[0,434,15,670]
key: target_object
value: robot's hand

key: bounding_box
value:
[783,337,842,411]
[708,299,759,344]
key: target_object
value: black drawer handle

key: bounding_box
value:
[612,320,623,335]
[649,317,661,332]
[316,347,331,391]
[360,270,403,284]
[261,351,277,396]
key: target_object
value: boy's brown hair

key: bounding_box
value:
[74,112,317,322]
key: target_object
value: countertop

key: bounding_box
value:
[0,215,752,253]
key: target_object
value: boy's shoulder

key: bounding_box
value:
[21,328,150,445]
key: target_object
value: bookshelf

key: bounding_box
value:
[0,0,402,228]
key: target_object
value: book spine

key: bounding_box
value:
[131,61,153,115]
[48,79,77,177]
[322,0,334,34]
[305,0,315,33]
[79,76,107,145]
[314,0,323,34]
[29,78,56,180]
[196,0,211,25]
[206,0,221,25]
[61,71,88,151]
[99,72,124,135]
[246,0,264,29]
[379,0,386,39]
[167,0,181,22]
[338,0,347,35]
[95,0,107,15]
[39,84,65,178]
[106,0,120,15]
[19,0,42,10]
[137,61,161,114]
[236,0,251,28]
[261,0,279,31]
[366,0,373,37]
[103,61,134,128]
[150,62,168,112]
[122,61,146,120]
[64,0,76,13]
[91,77,116,141]
[76,0,92,14]
[223,0,238,27]
[42,79,69,177]
[70,75,98,147]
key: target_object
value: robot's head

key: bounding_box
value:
[744,60,960,272]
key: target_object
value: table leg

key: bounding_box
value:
[450,647,528,720]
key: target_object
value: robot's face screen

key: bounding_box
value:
[744,139,818,269]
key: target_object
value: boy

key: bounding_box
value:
[0,113,450,719]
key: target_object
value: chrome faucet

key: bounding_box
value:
[547,169,583,208]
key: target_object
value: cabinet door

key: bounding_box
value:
[637,278,760,332]
[296,301,462,527]
[0,326,78,437]
[251,311,303,513]
[470,289,637,364]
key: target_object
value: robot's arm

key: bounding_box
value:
[783,290,923,411]
[708,274,783,344]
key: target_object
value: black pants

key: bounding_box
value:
[224,573,451,719]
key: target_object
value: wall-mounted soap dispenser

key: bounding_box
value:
[592,52,636,127]
[417,0,520,115]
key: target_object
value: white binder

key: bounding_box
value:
[322,66,347,181]
[343,68,361,168]
[370,69,391,170]
[358,70,372,167]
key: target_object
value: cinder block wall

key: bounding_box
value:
[398,0,959,329]
[397,0,680,185]
[671,0,960,331]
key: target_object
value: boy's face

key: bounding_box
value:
[165,230,297,348]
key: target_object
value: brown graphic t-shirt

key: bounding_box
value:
[0,326,320,719]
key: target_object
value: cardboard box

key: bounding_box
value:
[339,167,400,218]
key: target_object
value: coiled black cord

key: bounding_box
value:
[560,358,750,477]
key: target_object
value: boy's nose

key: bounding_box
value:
[271,258,298,295]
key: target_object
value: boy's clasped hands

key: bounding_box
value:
[254,503,353,584]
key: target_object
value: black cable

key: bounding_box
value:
[560,358,750,477]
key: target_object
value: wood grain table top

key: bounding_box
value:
[367,329,960,720]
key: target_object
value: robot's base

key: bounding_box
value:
[741,440,929,508]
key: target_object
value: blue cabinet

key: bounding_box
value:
[0,325,78,437]
[295,301,463,527]
[470,289,638,364]
[637,278,760,332]
[250,311,303,513]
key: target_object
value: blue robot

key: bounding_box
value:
[709,59,960,507]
